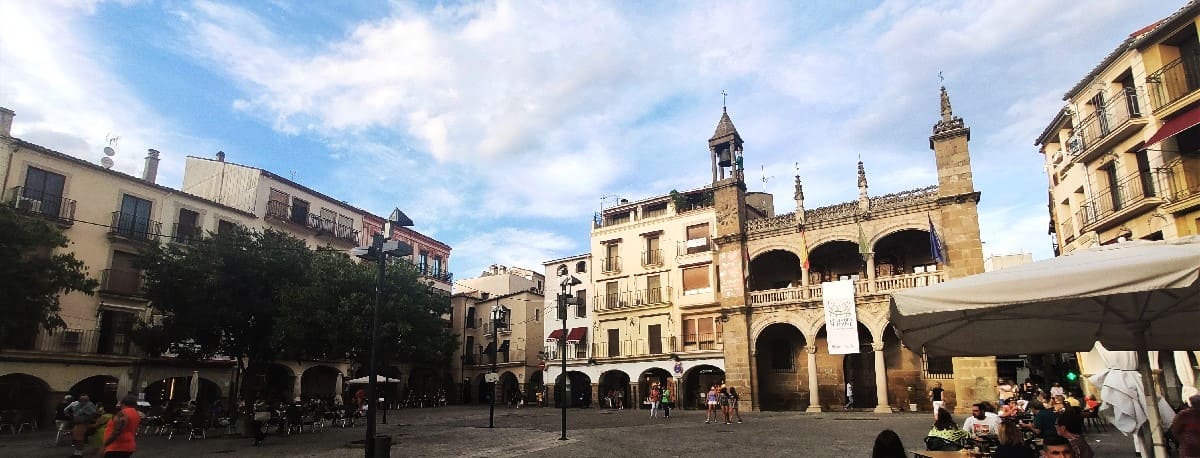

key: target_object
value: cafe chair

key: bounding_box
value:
[924,436,963,451]
[1082,409,1107,433]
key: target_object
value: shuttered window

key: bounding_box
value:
[682,265,710,294]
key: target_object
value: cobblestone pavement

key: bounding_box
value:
[1,406,1136,457]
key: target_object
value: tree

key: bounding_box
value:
[0,205,97,346]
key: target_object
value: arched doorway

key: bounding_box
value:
[638,368,672,409]
[70,375,119,410]
[241,363,295,403]
[682,365,724,410]
[755,323,808,410]
[143,376,222,408]
[526,371,544,406]
[554,371,592,408]
[474,373,490,405]
[499,372,520,406]
[873,229,937,277]
[0,373,50,427]
[748,250,803,291]
[598,370,630,409]
[300,366,341,401]
[840,322,877,409]
[808,240,864,284]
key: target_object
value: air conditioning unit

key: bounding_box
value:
[16,196,42,212]
[1066,135,1083,155]
[61,330,82,348]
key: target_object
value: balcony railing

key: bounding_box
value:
[171,223,203,244]
[1059,217,1075,244]
[100,269,143,297]
[308,214,359,243]
[1157,157,1200,203]
[542,343,590,361]
[641,249,663,267]
[677,237,712,256]
[681,332,722,351]
[473,349,525,364]
[1147,52,1200,111]
[5,328,136,356]
[601,256,621,273]
[5,186,76,223]
[109,211,162,243]
[1075,88,1142,157]
[592,337,678,358]
[1076,170,1158,229]
[748,271,946,307]
[593,288,673,313]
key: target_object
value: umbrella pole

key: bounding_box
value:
[1135,327,1169,458]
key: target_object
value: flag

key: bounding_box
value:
[928,214,946,264]
[856,219,870,258]
[799,227,811,270]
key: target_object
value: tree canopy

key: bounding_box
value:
[0,205,97,346]
[135,227,454,374]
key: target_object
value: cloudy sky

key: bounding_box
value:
[0,0,1183,280]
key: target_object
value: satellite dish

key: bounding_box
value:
[100,157,114,169]
[103,146,116,156]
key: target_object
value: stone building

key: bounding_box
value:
[543,89,993,413]
[539,254,594,407]
[1034,1,1200,405]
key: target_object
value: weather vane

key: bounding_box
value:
[938,71,944,84]
[721,90,728,109]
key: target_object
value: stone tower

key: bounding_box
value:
[710,107,754,411]
[928,86,994,413]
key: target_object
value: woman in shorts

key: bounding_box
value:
[705,385,719,424]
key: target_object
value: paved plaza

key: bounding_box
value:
[0,405,1138,457]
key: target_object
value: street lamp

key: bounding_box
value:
[354,208,413,458]
[557,275,582,441]
[488,303,509,428]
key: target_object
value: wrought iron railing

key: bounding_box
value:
[641,249,663,267]
[5,328,137,356]
[5,186,76,222]
[1075,88,1141,154]
[601,256,621,273]
[109,211,162,242]
[1147,52,1200,110]
[1156,157,1200,202]
[171,223,203,244]
[592,337,677,358]
[681,332,722,350]
[1076,170,1158,228]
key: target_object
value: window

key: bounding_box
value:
[643,202,668,218]
[769,339,794,370]
[603,243,620,272]
[22,166,66,216]
[685,223,710,254]
[290,198,309,225]
[607,329,620,357]
[557,264,568,276]
[433,256,443,275]
[643,235,661,266]
[697,318,715,347]
[217,220,237,235]
[268,188,289,218]
[575,261,586,273]
[175,209,200,243]
[682,265,710,295]
[117,194,153,238]
[419,251,430,274]
[605,281,619,308]
[924,351,954,378]
[465,307,476,329]
[575,289,587,318]
[682,319,695,345]
[648,324,663,354]
[465,336,475,364]
[646,274,662,303]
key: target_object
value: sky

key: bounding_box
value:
[0,0,1185,281]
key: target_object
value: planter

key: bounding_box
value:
[908,403,918,412]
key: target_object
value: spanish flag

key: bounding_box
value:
[799,227,811,270]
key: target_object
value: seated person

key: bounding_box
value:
[1064,393,1081,409]
[1020,399,1059,440]
[963,402,1002,438]
[1083,395,1100,413]
[1056,408,1093,458]
[1041,435,1075,457]
[926,408,970,450]
[994,420,1035,458]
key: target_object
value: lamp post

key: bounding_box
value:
[354,208,413,458]
[557,275,582,441]
[487,303,509,428]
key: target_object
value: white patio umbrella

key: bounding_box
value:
[890,236,1200,458]
[345,376,402,384]
[189,370,200,402]
[1177,351,1198,401]
[1088,342,1174,456]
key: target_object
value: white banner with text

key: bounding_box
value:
[822,280,860,354]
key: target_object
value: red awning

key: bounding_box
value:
[546,328,564,341]
[1145,104,1200,146]
[566,327,587,343]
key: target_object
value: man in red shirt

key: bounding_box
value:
[102,395,141,457]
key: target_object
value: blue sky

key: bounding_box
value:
[0,0,1184,280]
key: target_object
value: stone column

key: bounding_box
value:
[748,349,760,411]
[800,265,810,299]
[806,345,822,412]
[873,342,890,413]
[865,253,876,294]
[335,373,344,400]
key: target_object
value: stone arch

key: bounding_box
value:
[748,249,803,291]
[300,365,342,400]
[69,375,120,410]
[638,367,672,407]
[499,371,521,405]
[0,373,51,427]
[868,221,929,248]
[748,242,802,260]
[681,365,725,410]
[553,371,591,408]
[241,363,296,403]
[143,376,222,408]
[750,315,810,345]
[598,369,631,409]
[755,322,810,410]
[871,228,937,277]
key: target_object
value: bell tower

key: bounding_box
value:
[929,85,993,414]
[709,107,744,184]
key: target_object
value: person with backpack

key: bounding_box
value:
[65,393,98,457]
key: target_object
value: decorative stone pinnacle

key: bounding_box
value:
[933,86,967,135]
[857,161,868,190]
[940,86,953,122]
[794,175,804,200]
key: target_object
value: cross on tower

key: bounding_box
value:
[721,90,728,109]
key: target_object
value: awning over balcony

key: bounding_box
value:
[566,327,587,343]
[545,328,564,341]
[482,341,495,354]
[1145,104,1200,146]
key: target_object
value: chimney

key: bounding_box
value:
[216,150,225,162]
[0,107,14,137]
[143,149,161,183]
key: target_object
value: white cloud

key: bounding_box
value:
[450,227,578,280]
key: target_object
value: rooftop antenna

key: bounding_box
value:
[598,194,619,211]
[760,164,772,192]
[290,170,297,181]
[101,134,120,169]
[721,90,728,111]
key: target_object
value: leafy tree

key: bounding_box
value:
[0,205,97,346]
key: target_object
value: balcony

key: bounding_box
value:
[99,269,143,297]
[109,211,162,243]
[601,256,621,274]
[3,328,136,356]
[1059,217,1075,244]
[1158,157,1200,212]
[171,223,203,245]
[4,186,76,226]
[593,287,672,313]
[748,271,945,307]
[592,337,678,359]
[1072,89,1146,163]
[1147,52,1200,113]
[1075,170,1161,231]
[472,349,525,365]
[308,214,359,243]
[680,332,723,352]
[677,237,712,256]
[424,268,453,283]
[641,249,663,267]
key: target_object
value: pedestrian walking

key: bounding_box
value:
[661,385,672,419]
[719,387,732,424]
[844,381,855,410]
[102,395,141,458]
[250,399,270,446]
[705,385,719,424]
[729,387,743,423]
[65,393,98,457]
[928,382,944,419]
[648,383,661,418]
[616,389,624,410]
